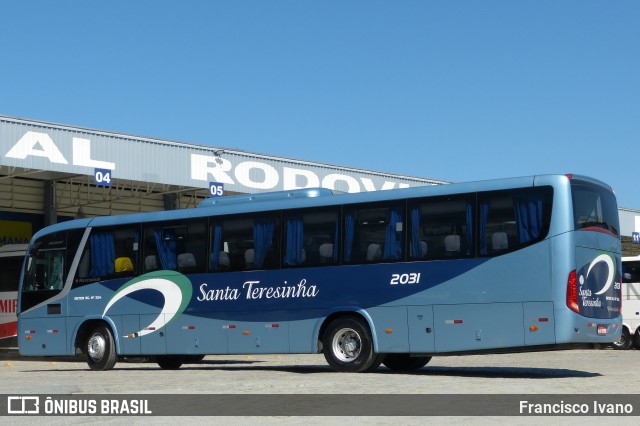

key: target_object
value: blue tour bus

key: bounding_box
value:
[17,174,622,372]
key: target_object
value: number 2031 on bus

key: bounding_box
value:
[390,273,421,285]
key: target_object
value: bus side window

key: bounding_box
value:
[24,229,83,293]
[343,204,404,264]
[143,221,206,274]
[409,197,473,260]
[478,187,552,256]
[74,227,139,286]
[210,215,280,272]
[283,209,339,267]
[210,217,252,272]
[478,193,517,256]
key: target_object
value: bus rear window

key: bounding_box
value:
[571,181,619,237]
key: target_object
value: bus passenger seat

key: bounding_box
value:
[218,252,230,271]
[245,249,255,269]
[419,241,428,258]
[366,243,382,262]
[444,235,461,255]
[115,257,134,273]
[145,255,158,271]
[319,243,334,263]
[492,232,509,251]
[177,253,197,271]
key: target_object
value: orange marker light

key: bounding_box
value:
[385,329,394,334]
[530,326,539,331]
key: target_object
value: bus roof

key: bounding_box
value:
[29,174,610,239]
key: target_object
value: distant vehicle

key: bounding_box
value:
[612,256,640,349]
[0,244,28,348]
[18,174,622,372]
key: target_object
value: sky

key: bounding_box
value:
[1,1,638,207]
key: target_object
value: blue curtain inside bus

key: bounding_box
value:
[514,194,544,243]
[210,224,222,271]
[253,219,275,268]
[154,229,177,270]
[332,221,339,262]
[410,207,422,258]
[466,202,474,256]
[383,207,403,260]
[285,217,304,266]
[479,201,490,255]
[90,233,115,277]
[343,211,355,263]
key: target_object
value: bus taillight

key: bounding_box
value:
[566,270,580,314]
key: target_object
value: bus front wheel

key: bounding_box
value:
[86,325,117,371]
[612,327,632,350]
[322,316,382,373]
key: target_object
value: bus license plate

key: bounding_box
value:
[597,324,607,335]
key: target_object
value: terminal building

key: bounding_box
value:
[1,114,639,256]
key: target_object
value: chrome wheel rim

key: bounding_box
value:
[332,327,361,362]
[87,333,106,361]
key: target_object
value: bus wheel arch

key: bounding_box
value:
[76,320,118,371]
[320,313,383,373]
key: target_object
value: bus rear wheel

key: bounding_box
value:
[612,327,633,350]
[322,316,382,373]
[86,325,117,371]
[612,327,632,350]
[382,354,432,372]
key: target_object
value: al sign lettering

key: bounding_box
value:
[633,232,640,244]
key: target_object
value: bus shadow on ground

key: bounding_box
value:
[5,353,601,378]
[17,361,600,379]
[176,362,600,379]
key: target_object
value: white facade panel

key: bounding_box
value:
[619,208,640,237]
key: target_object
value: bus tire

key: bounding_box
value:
[382,354,432,372]
[156,355,184,370]
[612,327,632,350]
[322,316,382,373]
[86,325,117,371]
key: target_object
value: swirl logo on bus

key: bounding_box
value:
[578,253,616,295]
[102,271,193,336]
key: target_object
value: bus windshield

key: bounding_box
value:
[571,180,619,236]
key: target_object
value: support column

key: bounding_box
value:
[44,180,57,226]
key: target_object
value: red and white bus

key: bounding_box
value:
[0,244,27,347]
